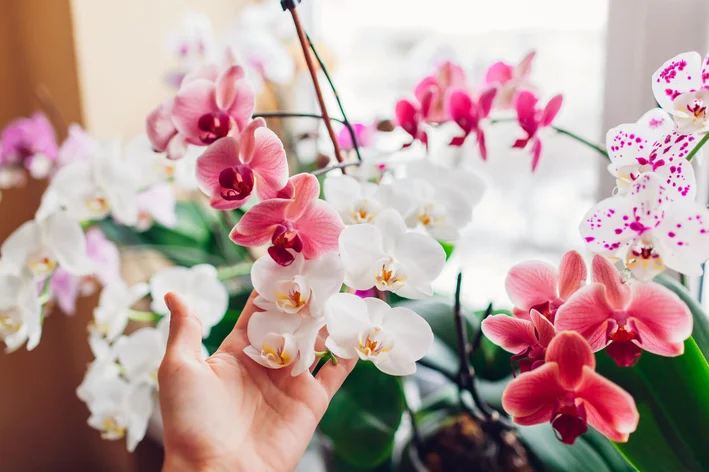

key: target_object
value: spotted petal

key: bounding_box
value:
[654,198,709,276]
[651,52,703,110]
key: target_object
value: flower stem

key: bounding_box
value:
[304,32,362,162]
[310,161,361,176]
[217,262,253,281]
[253,111,346,125]
[287,7,344,163]
[128,310,161,323]
[551,126,609,161]
[687,132,709,162]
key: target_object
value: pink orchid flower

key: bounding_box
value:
[505,250,587,322]
[0,112,58,179]
[446,88,497,158]
[484,51,536,109]
[146,53,255,160]
[50,228,121,315]
[481,309,556,373]
[395,98,429,148]
[555,255,693,367]
[196,117,288,210]
[503,331,639,444]
[512,91,563,172]
[414,61,467,123]
[230,173,344,266]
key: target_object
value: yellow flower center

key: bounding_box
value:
[100,417,126,440]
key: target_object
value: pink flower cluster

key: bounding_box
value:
[394,53,563,171]
[146,56,344,267]
[482,250,692,444]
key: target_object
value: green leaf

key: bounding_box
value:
[517,425,634,472]
[655,274,709,357]
[320,362,405,468]
[596,338,709,471]
[439,241,455,260]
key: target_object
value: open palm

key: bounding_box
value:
[158,292,356,472]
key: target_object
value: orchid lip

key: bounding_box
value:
[551,402,588,445]
[197,111,232,144]
[219,165,255,201]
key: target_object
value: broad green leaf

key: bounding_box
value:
[655,274,709,357]
[439,241,455,260]
[320,362,405,468]
[596,338,709,471]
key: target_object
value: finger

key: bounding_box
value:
[310,327,329,373]
[163,292,203,360]
[217,290,260,354]
[316,358,358,398]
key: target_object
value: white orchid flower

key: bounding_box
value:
[37,141,139,225]
[243,310,323,376]
[92,280,149,342]
[606,124,698,200]
[86,377,154,452]
[114,319,168,387]
[0,267,42,352]
[0,210,92,277]
[77,334,120,403]
[251,252,344,318]
[135,183,178,232]
[324,174,383,225]
[635,108,675,136]
[389,159,485,241]
[652,51,709,134]
[339,209,445,299]
[581,173,709,281]
[324,293,433,376]
[149,264,228,338]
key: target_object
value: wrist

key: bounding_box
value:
[162,453,234,472]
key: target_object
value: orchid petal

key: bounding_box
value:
[544,331,595,390]
[196,136,242,201]
[555,284,614,351]
[651,52,703,110]
[173,79,217,144]
[502,363,565,425]
[505,260,558,311]
[530,309,556,347]
[541,94,563,127]
[480,314,536,354]
[230,199,289,246]
[249,127,289,200]
[295,200,344,259]
[557,250,587,300]
[591,255,630,309]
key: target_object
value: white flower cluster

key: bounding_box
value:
[243,157,486,377]
[77,264,229,451]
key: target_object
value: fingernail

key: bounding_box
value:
[164,293,174,312]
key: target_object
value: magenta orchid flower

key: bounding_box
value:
[484,51,536,109]
[512,91,564,171]
[413,61,467,123]
[481,309,556,373]
[505,250,587,322]
[337,122,375,151]
[146,54,255,160]
[0,112,58,179]
[555,255,692,367]
[502,331,639,444]
[230,173,344,266]
[195,117,288,209]
[446,88,497,158]
[395,98,429,148]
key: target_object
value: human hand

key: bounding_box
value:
[158,291,356,472]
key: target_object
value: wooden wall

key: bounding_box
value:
[0,0,249,470]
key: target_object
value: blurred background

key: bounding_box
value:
[1,0,708,470]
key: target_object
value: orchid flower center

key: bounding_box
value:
[551,402,588,445]
[274,277,311,314]
[607,326,642,367]
[99,416,127,440]
[27,251,57,276]
[373,257,407,292]
[260,332,296,367]
[349,199,380,224]
[85,191,110,214]
[0,307,23,335]
[268,224,304,267]
[197,111,232,144]
[219,165,255,201]
[417,202,446,229]
[355,327,394,361]
[687,102,707,120]
[625,241,666,280]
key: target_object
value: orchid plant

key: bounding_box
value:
[3,1,709,470]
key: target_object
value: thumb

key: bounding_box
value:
[163,292,203,360]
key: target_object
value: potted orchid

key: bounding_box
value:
[2,1,709,471]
